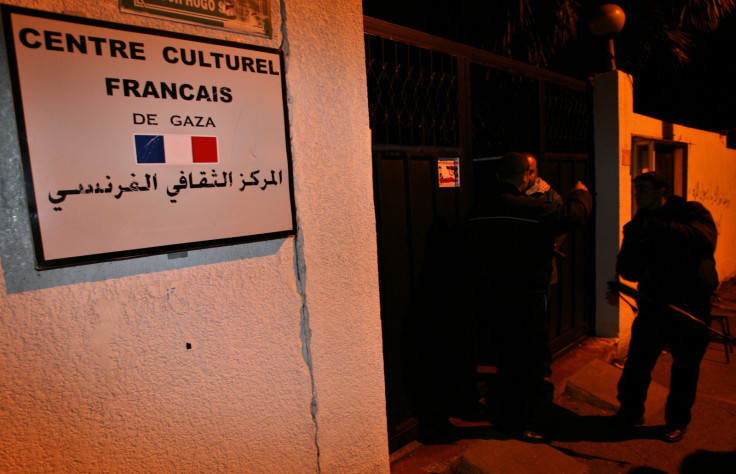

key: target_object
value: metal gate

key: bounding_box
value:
[364,17,595,451]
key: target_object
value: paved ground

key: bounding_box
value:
[390,281,736,473]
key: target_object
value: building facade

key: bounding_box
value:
[0,0,389,472]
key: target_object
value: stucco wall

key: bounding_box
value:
[0,1,388,472]
[594,70,736,356]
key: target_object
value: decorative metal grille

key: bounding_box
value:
[470,65,540,158]
[544,82,592,154]
[470,66,592,157]
[365,35,459,148]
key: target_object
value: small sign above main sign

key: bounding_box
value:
[119,0,272,37]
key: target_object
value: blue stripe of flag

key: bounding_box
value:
[135,135,165,164]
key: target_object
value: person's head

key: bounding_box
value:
[524,153,539,186]
[633,172,669,211]
[497,152,531,191]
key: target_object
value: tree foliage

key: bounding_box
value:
[365,0,735,73]
[363,0,736,130]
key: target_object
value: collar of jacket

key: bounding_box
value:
[495,180,524,195]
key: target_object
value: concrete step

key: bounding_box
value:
[453,438,588,474]
[562,358,668,416]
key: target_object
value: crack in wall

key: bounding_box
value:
[282,2,320,471]
[293,232,320,473]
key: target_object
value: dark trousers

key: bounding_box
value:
[617,308,710,429]
[485,290,549,433]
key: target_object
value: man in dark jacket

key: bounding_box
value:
[614,172,718,443]
[466,152,593,442]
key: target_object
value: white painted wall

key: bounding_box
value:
[0,0,389,472]
[631,113,736,279]
[594,70,736,356]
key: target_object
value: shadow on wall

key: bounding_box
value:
[400,218,480,439]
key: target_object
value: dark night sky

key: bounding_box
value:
[363,1,736,135]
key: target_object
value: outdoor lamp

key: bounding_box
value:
[588,4,626,71]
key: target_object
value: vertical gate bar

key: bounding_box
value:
[457,55,473,219]
[403,153,416,291]
[538,79,547,160]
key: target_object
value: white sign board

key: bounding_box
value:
[2,6,295,269]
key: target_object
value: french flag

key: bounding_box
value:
[135,135,218,164]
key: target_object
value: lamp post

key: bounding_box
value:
[588,4,626,71]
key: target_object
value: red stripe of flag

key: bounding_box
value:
[191,136,218,163]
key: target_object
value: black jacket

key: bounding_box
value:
[617,195,718,316]
[466,182,593,291]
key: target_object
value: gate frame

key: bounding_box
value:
[365,16,596,452]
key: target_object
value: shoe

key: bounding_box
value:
[519,429,545,444]
[662,427,686,443]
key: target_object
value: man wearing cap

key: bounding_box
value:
[613,171,718,443]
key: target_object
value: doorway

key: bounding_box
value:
[631,137,687,213]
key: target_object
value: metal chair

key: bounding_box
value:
[711,307,734,363]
